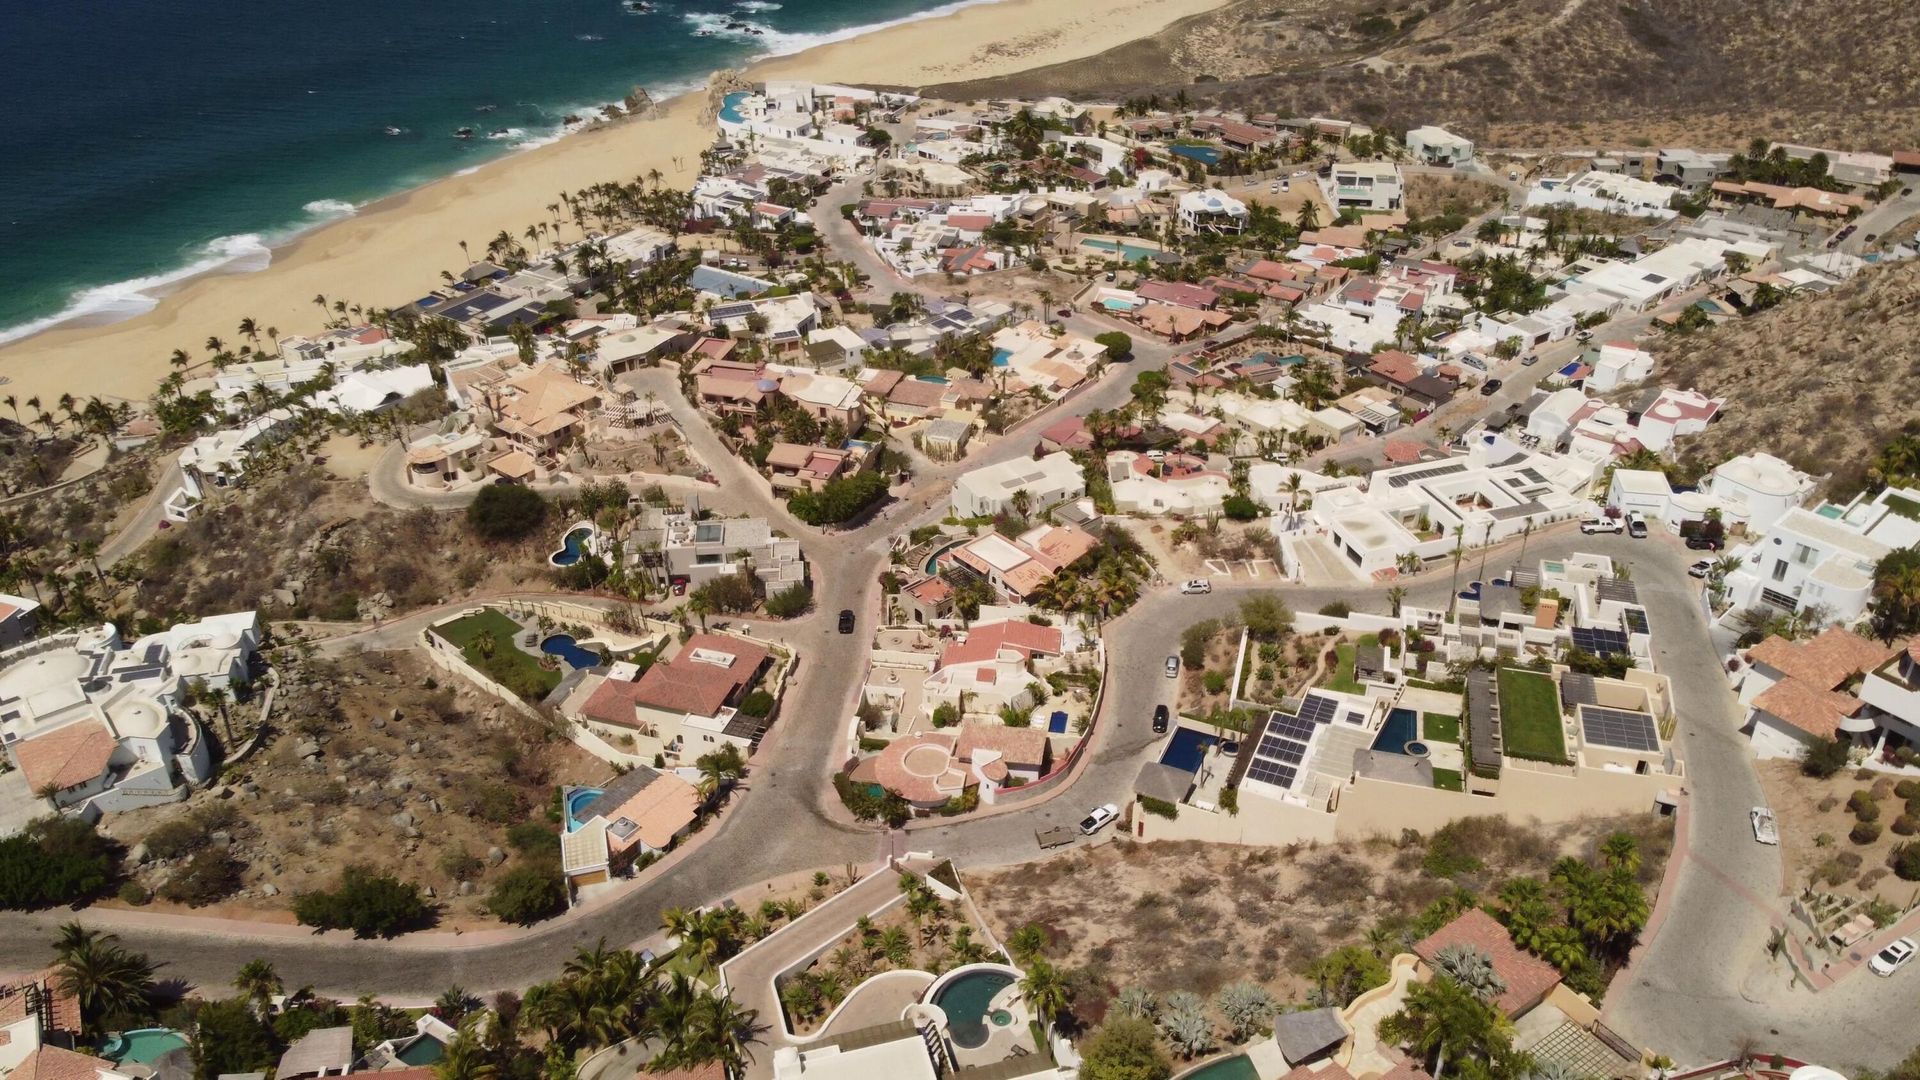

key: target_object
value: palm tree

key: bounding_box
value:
[1296,199,1321,231]
[1378,976,1512,1080]
[1446,525,1466,618]
[204,335,224,355]
[1007,924,1049,964]
[1018,958,1072,1027]
[1599,833,1640,874]
[233,958,282,1016]
[53,925,155,1037]
[436,1015,499,1080]
[1388,585,1407,616]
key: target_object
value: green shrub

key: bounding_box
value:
[464,782,525,824]
[764,582,814,618]
[0,817,119,910]
[159,850,243,907]
[487,865,566,926]
[738,690,776,718]
[1203,671,1229,694]
[438,846,484,881]
[507,821,558,857]
[1180,619,1219,669]
[1898,780,1920,801]
[1139,796,1179,819]
[831,773,910,828]
[1852,820,1883,845]
[293,867,431,938]
[189,999,276,1077]
[466,484,548,542]
[1894,842,1920,882]
[1800,736,1853,778]
[143,817,210,861]
[1851,790,1880,821]
[1093,331,1134,361]
[1896,815,1919,837]
[788,471,889,525]
[1221,494,1262,521]
[1219,787,1239,816]
[1318,601,1352,618]
[118,881,151,906]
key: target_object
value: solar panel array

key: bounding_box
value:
[1571,626,1630,656]
[1559,671,1599,709]
[1623,608,1651,635]
[1385,462,1469,488]
[1581,706,1660,752]
[1244,695,1341,791]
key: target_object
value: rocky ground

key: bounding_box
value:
[103,649,606,926]
[1661,259,1920,497]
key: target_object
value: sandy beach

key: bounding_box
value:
[0,0,1224,410]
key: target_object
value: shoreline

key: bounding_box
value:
[0,0,1225,409]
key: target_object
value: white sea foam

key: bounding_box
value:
[302,198,358,218]
[685,0,1007,61]
[575,33,605,41]
[734,1,782,10]
[0,234,273,346]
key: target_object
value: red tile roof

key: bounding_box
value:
[956,722,1052,769]
[1413,908,1561,1017]
[1746,629,1900,690]
[14,721,116,794]
[939,620,1064,668]
[946,213,994,231]
[629,634,769,717]
[13,1046,114,1080]
[1135,281,1220,310]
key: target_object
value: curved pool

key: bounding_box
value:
[565,787,605,831]
[1177,1054,1259,1080]
[550,525,595,567]
[542,634,601,669]
[101,1029,189,1065]
[933,969,1015,1049]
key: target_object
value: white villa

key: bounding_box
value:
[1406,126,1474,165]
[1722,486,1920,625]
[1526,171,1679,219]
[1177,189,1250,234]
[0,613,259,815]
[950,452,1086,519]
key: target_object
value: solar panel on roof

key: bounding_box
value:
[1245,760,1298,788]
[1571,627,1629,656]
[1559,672,1599,709]
[1257,736,1306,764]
[1581,706,1659,752]
[1624,608,1650,635]
[1267,714,1316,742]
[1386,462,1469,488]
[1298,694,1340,725]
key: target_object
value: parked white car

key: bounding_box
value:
[1870,937,1917,977]
[1180,579,1213,595]
[1689,559,1714,579]
[1079,803,1120,835]
[1750,806,1779,845]
[1580,517,1625,534]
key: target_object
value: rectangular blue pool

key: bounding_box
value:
[1048,711,1069,733]
[1372,708,1419,754]
[1159,727,1216,774]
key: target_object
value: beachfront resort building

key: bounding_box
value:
[0,612,259,815]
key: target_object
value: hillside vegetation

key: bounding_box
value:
[929,0,1920,150]
[1661,259,1920,496]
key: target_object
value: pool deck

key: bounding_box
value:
[821,970,933,1037]
[1338,953,1420,1080]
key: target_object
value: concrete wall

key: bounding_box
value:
[1132,794,1339,845]
[1334,762,1676,839]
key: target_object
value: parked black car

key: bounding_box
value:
[1480,378,1504,397]
[1685,535,1723,551]
[837,609,855,633]
[1152,704,1170,734]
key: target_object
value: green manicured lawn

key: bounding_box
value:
[1422,713,1461,745]
[1323,633,1379,696]
[1432,768,1464,792]
[1497,668,1568,764]
[434,608,561,699]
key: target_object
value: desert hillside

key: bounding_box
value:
[927,0,1920,150]
[1660,259,1920,495]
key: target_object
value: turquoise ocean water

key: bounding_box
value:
[0,0,986,343]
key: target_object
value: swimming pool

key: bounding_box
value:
[565,787,605,831]
[1081,238,1166,263]
[1373,708,1420,754]
[550,525,594,566]
[541,634,600,670]
[718,91,749,125]
[1169,143,1224,166]
[1159,727,1217,774]
[100,1029,188,1065]
[992,348,1012,367]
[1177,1054,1259,1080]
[932,969,1016,1049]
[1100,298,1137,312]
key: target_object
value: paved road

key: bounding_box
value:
[98,459,182,569]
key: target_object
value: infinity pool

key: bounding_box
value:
[1159,727,1216,774]
[1081,238,1166,263]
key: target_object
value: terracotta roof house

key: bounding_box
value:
[12,720,117,801]
[489,364,601,457]
[1413,908,1562,1018]
[1741,628,1903,757]
[1135,280,1221,310]
[12,1047,127,1080]
[765,442,858,493]
[566,633,773,763]
[859,722,1054,808]
[560,766,703,885]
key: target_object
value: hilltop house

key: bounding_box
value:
[950,523,1098,602]
[559,765,702,889]
[0,613,258,813]
[1737,628,1903,759]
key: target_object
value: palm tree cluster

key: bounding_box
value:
[1028,519,1155,623]
[520,938,759,1075]
[1492,832,1651,995]
[1378,972,1526,1080]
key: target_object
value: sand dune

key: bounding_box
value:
[0,0,1224,409]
